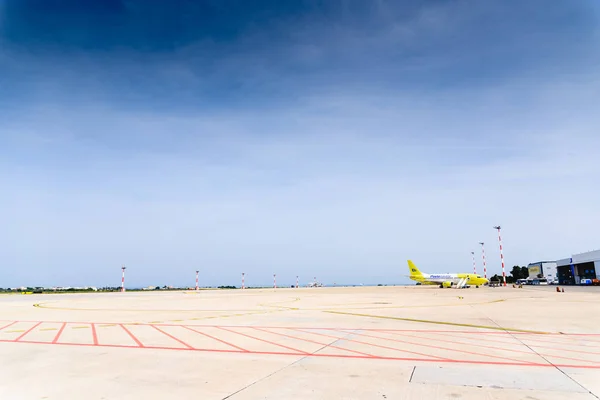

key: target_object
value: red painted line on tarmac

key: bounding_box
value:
[252,327,376,357]
[0,321,18,331]
[419,330,531,347]
[525,341,600,357]
[14,322,42,342]
[336,329,535,365]
[151,325,194,349]
[216,326,310,355]
[556,333,600,337]
[52,323,67,344]
[120,324,144,347]
[422,330,554,350]
[423,330,600,358]
[10,318,600,337]
[446,330,600,350]
[427,330,600,356]
[376,329,541,336]
[3,338,600,369]
[563,336,600,343]
[291,328,450,361]
[518,335,600,349]
[395,331,600,366]
[182,326,249,352]
[91,323,99,346]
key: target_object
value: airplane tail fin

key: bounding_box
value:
[408,260,424,277]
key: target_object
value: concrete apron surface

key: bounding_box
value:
[0,285,599,399]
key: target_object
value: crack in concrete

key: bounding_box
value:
[470,304,599,398]
[221,329,361,399]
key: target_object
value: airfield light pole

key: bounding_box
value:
[242,272,245,290]
[273,274,277,289]
[471,251,477,275]
[195,270,199,291]
[479,242,487,279]
[494,226,507,286]
[296,275,299,289]
[121,265,126,293]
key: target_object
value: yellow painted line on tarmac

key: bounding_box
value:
[259,297,301,310]
[40,328,58,331]
[313,299,506,310]
[323,310,550,334]
[6,330,26,333]
[149,321,163,323]
[250,298,506,311]
[32,302,267,313]
[72,326,90,329]
[98,324,116,328]
[185,310,278,322]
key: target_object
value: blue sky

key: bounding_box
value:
[1,0,599,288]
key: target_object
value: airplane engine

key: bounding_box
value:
[440,281,453,288]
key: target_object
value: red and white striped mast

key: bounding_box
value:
[494,226,507,286]
[471,251,477,275]
[121,265,126,293]
[195,270,199,291]
[241,272,245,290]
[479,242,487,279]
[273,274,277,289]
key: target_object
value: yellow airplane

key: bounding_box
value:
[408,260,489,288]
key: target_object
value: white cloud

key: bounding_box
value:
[1,71,599,287]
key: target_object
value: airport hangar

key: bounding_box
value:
[528,249,600,285]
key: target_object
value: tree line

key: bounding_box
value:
[489,266,534,284]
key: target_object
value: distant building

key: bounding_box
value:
[556,250,600,285]
[527,261,557,283]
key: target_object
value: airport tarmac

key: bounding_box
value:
[1,285,599,399]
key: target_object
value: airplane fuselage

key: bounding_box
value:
[417,273,485,286]
[408,260,489,287]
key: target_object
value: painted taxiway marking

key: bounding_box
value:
[182,325,249,352]
[216,326,310,355]
[251,327,376,357]
[0,320,599,368]
[335,329,537,365]
[32,302,277,313]
[15,322,42,341]
[31,298,507,312]
[52,323,67,344]
[0,321,18,331]
[91,323,98,346]
[323,310,550,334]
[119,324,144,348]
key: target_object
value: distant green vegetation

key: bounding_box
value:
[489,266,530,284]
